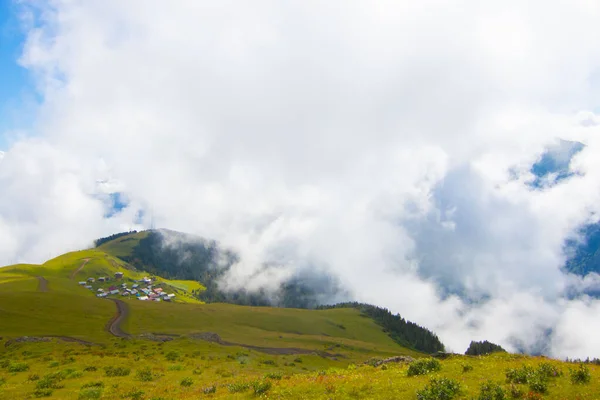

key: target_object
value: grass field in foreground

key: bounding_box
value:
[0,341,598,400]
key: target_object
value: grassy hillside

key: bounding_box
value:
[0,340,598,399]
[0,251,422,359]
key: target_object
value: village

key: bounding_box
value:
[78,271,176,302]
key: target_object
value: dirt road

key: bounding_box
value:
[70,258,91,280]
[106,299,131,338]
[36,276,49,292]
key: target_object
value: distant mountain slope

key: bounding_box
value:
[98,229,345,308]
[96,229,445,354]
[564,224,600,276]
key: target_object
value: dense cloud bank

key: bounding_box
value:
[2,0,600,358]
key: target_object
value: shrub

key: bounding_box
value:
[478,380,505,400]
[33,388,54,398]
[136,367,155,382]
[505,366,534,384]
[81,381,104,389]
[0,377,6,386]
[227,382,250,393]
[570,364,591,385]
[165,351,180,361]
[124,389,145,400]
[83,366,97,372]
[8,362,29,372]
[508,384,523,399]
[294,357,302,363]
[462,363,474,373]
[407,358,442,377]
[36,372,66,390]
[264,372,283,380]
[0,359,10,368]
[416,377,461,400]
[167,364,183,371]
[48,361,60,368]
[192,368,203,375]
[104,366,131,377]
[63,368,83,379]
[537,362,562,378]
[528,375,548,394]
[28,373,41,381]
[180,377,194,387]
[78,388,102,400]
[252,380,272,395]
[202,385,217,394]
[260,359,276,366]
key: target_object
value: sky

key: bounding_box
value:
[0,0,34,149]
[1,0,600,359]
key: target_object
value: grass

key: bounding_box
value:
[0,342,598,399]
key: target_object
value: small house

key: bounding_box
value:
[98,277,106,282]
[138,296,148,301]
[87,278,95,283]
[84,285,93,289]
[132,284,139,289]
[167,294,175,299]
[78,281,86,285]
[97,288,104,293]
[110,289,119,295]
[114,272,124,279]
[121,292,130,296]
[97,293,107,298]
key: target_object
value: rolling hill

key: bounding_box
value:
[1,232,599,399]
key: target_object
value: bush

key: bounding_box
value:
[8,362,29,373]
[505,365,534,384]
[478,380,505,400]
[260,359,276,366]
[0,377,6,386]
[227,382,250,393]
[508,384,523,399]
[252,380,272,395]
[63,368,83,379]
[33,388,54,398]
[528,375,548,394]
[462,363,474,373]
[48,361,60,368]
[570,364,591,385]
[81,381,104,389]
[537,362,562,378]
[165,351,180,361]
[202,385,217,394]
[167,364,183,371]
[78,388,103,400]
[83,366,97,372]
[124,389,144,400]
[28,373,41,381]
[104,366,131,377]
[416,377,461,400]
[0,359,10,368]
[264,372,283,380]
[36,372,66,390]
[180,377,194,387]
[407,358,442,377]
[136,367,155,382]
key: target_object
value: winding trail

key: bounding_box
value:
[105,299,131,338]
[70,258,91,280]
[36,276,48,292]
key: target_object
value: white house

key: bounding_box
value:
[138,296,149,301]
[110,289,119,295]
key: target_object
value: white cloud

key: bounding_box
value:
[1,0,600,356]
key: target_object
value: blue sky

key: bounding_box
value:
[0,0,31,150]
